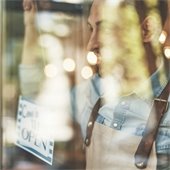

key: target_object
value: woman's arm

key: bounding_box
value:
[22,0,39,65]
[19,0,44,97]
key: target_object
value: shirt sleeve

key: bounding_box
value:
[19,64,44,98]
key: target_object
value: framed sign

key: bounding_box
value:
[16,96,54,165]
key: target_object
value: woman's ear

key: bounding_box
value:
[141,16,156,43]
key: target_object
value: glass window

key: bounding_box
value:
[1,0,92,169]
[1,0,169,170]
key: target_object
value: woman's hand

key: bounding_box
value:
[23,0,37,27]
[22,0,39,65]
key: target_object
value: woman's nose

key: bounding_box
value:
[87,31,100,53]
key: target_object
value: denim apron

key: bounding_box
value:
[85,122,156,170]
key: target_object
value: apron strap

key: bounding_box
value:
[135,81,170,169]
[84,98,102,146]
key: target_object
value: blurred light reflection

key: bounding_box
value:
[86,52,98,65]
[53,23,70,37]
[38,34,58,48]
[106,0,123,6]
[36,74,73,141]
[36,12,54,32]
[63,58,76,72]
[39,34,64,62]
[164,47,170,59]
[159,31,167,44]
[81,66,93,79]
[44,64,58,78]
[39,34,63,55]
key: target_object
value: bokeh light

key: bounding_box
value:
[86,52,98,65]
[63,58,76,72]
[159,31,167,44]
[44,64,58,78]
[53,23,70,37]
[81,66,93,79]
[164,47,170,59]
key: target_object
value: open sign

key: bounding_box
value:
[16,96,54,165]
